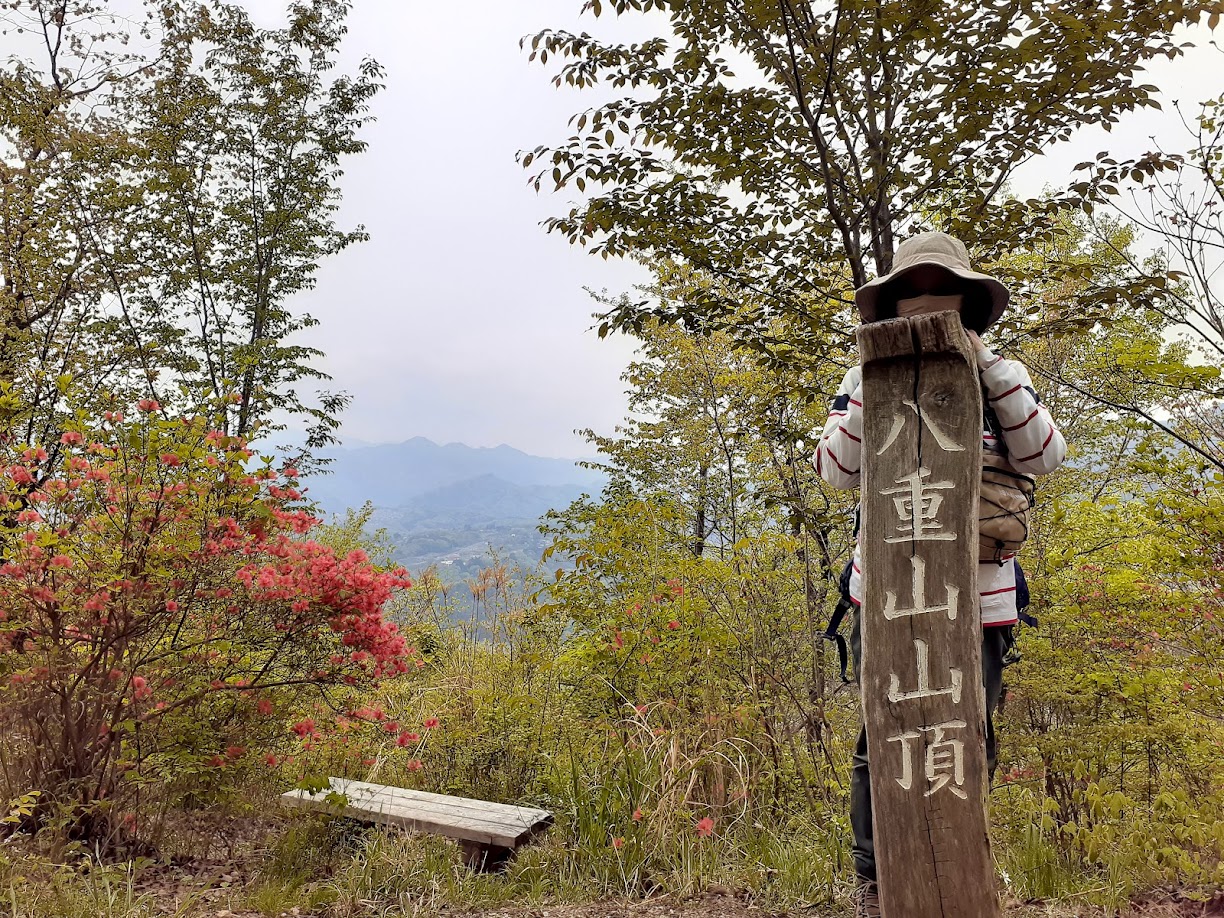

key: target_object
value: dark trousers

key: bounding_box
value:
[848,611,1011,882]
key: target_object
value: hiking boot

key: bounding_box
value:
[852,879,881,918]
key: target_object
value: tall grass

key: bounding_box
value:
[0,857,162,918]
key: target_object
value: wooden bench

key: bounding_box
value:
[280,777,553,870]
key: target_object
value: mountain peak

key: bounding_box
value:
[304,438,604,514]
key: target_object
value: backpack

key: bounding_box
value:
[980,403,1036,562]
[823,382,1043,673]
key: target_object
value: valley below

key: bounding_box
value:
[302,437,605,577]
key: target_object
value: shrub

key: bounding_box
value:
[0,403,414,849]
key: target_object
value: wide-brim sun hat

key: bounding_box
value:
[854,231,1009,328]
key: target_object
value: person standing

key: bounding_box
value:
[816,232,1067,917]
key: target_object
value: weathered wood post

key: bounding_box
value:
[856,311,1000,917]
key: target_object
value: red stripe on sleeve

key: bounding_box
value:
[1002,408,1039,432]
[1015,424,1056,463]
[826,445,858,476]
[838,425,861,443]
[989,383,1022,402]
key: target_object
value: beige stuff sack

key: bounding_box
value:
[979,451,1035,562]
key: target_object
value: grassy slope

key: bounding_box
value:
[3,815,1220,918]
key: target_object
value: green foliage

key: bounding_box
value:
[1064,92,1224,470]
[134,0,383,443]
[0,0,381,452]
[275,817,844,911]
[979,264,1224,896]
[522,0,1222,354]
[535,309,857,826]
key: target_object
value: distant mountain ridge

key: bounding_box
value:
[303,436,605,515]
[300,438,606,573]
[402,473,590,524]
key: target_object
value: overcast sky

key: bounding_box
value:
[246,2,1223,458]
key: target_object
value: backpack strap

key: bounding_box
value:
[1015,561,1037,627]
[823,559,855,683]
[984,398,1007,456]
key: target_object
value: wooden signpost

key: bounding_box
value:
[856,311,1001,917]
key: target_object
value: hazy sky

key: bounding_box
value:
[245,2,1223,458]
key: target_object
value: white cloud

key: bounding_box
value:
[267,0,656,457]
[255,3,1222,456]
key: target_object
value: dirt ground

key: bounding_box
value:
[162,893,1224,918]
[460,892,1224,918]
[123,856,1223,918]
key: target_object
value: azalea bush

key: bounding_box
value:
[0,400,416,848]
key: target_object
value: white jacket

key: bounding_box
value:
[816,348,1066,626]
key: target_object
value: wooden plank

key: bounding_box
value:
[280,787,533,847]
[282,788,530,848]
[281,789,523,847]
[325,780,551,838]
[333,778,551,826]
[328,787,548,840]
[856,310,1000,917]
[331,793,535,841]
[279,778,553,849]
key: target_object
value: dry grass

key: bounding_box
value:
[3,812,1220,917]
[3,849,1221,917]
